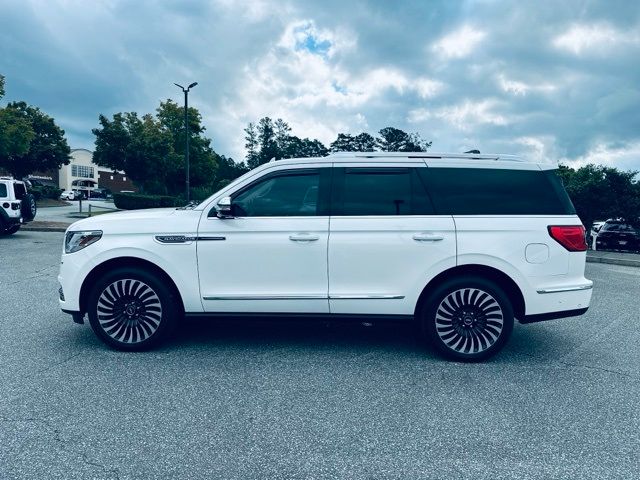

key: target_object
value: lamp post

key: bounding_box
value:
[174,82,198,202]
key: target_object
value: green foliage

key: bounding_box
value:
[0,74,4,100]
[30,185,63,200]
[376,127,431,152]
[93,100,219,196]
[113,192,180,210]
[244,118,431,167]
[329,132,376,152]
[0,101,69,178]
[559,164,640,227]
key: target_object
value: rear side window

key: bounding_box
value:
[13,183,26,200]
[419,168,576,215]
[0,184,7,198]
[336,167,434,215]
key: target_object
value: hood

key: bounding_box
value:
[66,208,200,234]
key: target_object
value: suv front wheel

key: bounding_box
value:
[87,267,178,351]
[421,277,514,361]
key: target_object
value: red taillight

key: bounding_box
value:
[548,225,587,252]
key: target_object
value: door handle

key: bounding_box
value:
[289,233,320,242]
[413,233,444,242]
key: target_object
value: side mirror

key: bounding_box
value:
[215,196,234,218]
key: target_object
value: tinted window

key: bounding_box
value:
[232,170,320,217]
[338,168,434,216]
[13,183,26,200]
[0,184,7,198]
[419,168,576,215]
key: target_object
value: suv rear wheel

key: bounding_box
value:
[3,225,20,235]
[421,277,514,361]
[87,267,178,351]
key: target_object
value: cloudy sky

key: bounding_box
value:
[1,0,639,169]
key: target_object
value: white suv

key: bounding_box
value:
[0,177,37,235]
[58,153,592,360]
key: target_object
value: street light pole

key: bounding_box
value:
[174,81,198,202]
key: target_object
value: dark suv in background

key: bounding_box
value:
[595,220,640,252]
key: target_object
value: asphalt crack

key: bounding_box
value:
[0,414,120,479]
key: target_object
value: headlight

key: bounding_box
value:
[65,230,102,254]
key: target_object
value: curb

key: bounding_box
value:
[21,226,68,233]
[586,255,640,268]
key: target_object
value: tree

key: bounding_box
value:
[0,101,70,178]
[244,122,259,168]
[354,132,376,152]
[558,164,640,228]
[156,100,218,194]
[376,127,431,152]
[0,74,4,100]
[330,133,357,152]
[214,154,249,190]
[330,132,377,152]
[256,117,279,165]
[93,100,219,196]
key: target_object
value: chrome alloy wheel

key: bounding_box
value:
[435,288,504,355]
[96,279,162,344]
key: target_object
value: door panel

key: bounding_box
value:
[328,216,456,315]
[197,166,331,313]
[328,165,456,315]
[197,216,329,313]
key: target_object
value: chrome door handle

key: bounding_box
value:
[413,233,444,242]
[289,233,320,242]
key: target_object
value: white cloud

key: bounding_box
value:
[559,142,640,170]
[436,99,509,130]
[215,19,445,157]
[432,25,487,59]
[497,74,556,96]
[553,23,640,55]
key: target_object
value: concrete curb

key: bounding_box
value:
[21,226,68,233]
[587,255,640,268]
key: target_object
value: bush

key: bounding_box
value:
[113,192,181,210]
[31,185,63,200]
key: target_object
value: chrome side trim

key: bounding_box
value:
[202,294,406,301]
[537,284,593,294]
[203,294,327,301]
[329,294,405,300]
[197,236,226,241]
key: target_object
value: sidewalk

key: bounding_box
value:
[22,200,118,232]
[586,250,640,268]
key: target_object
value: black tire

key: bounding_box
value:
[420,277,514,362]
[87,267,179,351]
[4,225,20,235]
[21,193,37,221]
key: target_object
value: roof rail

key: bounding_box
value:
[327,152,526,161]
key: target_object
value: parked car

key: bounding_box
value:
[594,220,640,252]
[58,152,592,361]
[60,190,81,200]
[0,176,37,234]
[90,187,113,200]
[589,220,606,249]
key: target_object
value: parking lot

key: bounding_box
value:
[1,231,638,479]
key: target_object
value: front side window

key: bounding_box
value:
[337,167,433,216]
[232,170,320,217]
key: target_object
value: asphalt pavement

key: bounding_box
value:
[0,231,638,479]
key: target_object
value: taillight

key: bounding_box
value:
[548,225,587,252]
